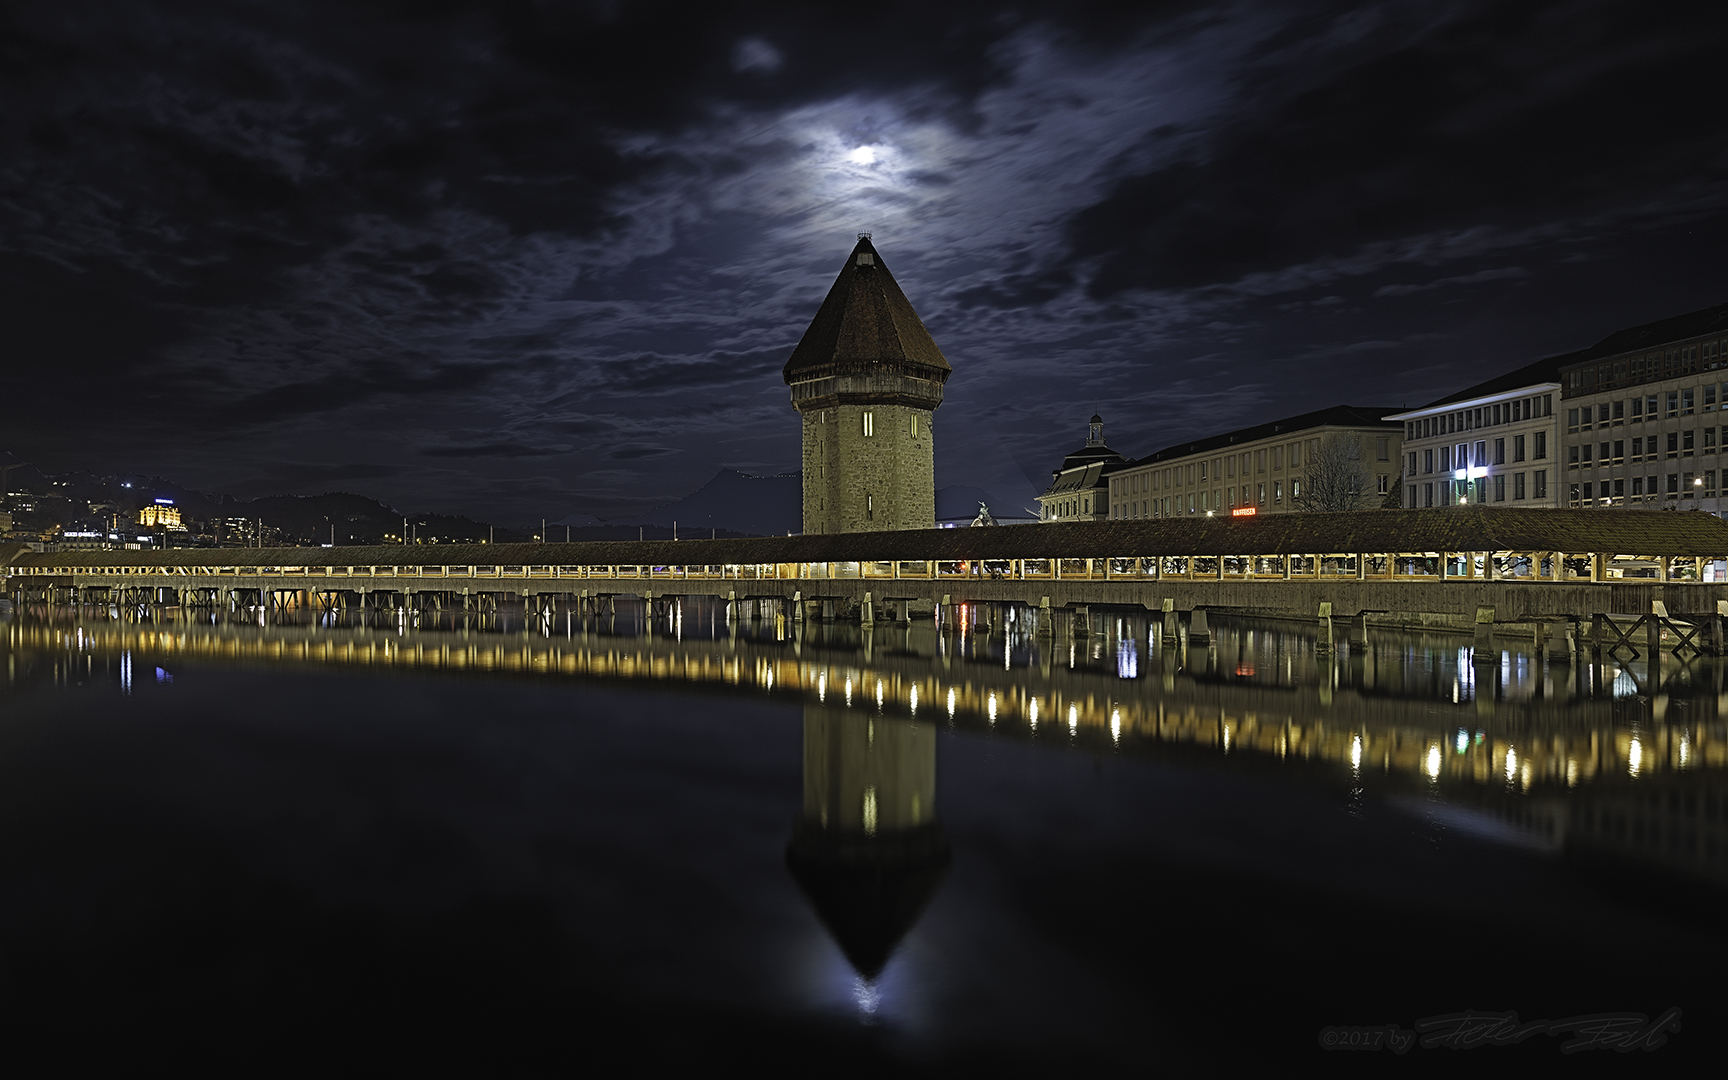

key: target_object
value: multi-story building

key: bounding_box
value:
[1557,302,1728,513]
[1107,405,1402,519]
[1386,357,1562,510]
[1038,415,1128,522]
[137,499,185,530]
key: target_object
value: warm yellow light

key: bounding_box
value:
[1426,745,1442,778]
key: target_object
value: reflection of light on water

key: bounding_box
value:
[1117,639,1138,679]
[875,680,883,711]
[818,672,826,703]
[1520,762,1532,790]
[1222,724,1231,753]
[1505,747,1517,782]
[120,650,131,694]
[852,976,881,1024]
[1456,729,1469,753]
[1611,668,1640,698]
[1029,697,1039,730]
[909,684,918,715]
[1679,733,1691,768]
[1110,708,1120,744]
[1350,735,1363,772]
[862,786,877,836]
[1629,737,1643,777]
[1426,745,1442,779]
[845,677,852,706]
[946,687,956,718]
[1068,703,1078,733]
[987,692,996,724]
[1566,759,1579,787]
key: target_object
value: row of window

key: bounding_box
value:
[1565,384,1728,431]
[1567,472,1719,506]
[818,409,921,439]
[1113,473,1394,518]
[1409,433,1549,475]
[1411,471,1549,507]
[1565,338,1728,394]
[1405,395,1554,442]
[1567,428,1728,466]
[1042,496,1093,520]
[1113,479,1295,518]
[1116,435,1394,495]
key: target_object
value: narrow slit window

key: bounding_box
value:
[862,410,874,437]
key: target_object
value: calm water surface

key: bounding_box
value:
[2,599,1723,1070]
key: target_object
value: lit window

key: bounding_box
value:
[863,411,874,437]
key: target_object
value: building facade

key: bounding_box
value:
[1107,405,1402,519]
[1038,415,1127,522]
[785,236,951,534]
[1557,302,1728,513]
[1387,376,1561,510]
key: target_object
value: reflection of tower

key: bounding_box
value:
[784,235,951,535]
[787,703,948,978]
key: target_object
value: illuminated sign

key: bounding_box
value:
[1231,507,1257,517]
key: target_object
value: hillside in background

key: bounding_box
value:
[634,469,802,536]
[3,449,1033,543]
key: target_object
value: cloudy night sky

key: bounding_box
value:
[3,0,1725,523]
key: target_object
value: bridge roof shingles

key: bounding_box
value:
[9,508,1728,570]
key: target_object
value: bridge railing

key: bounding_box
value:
[10,551,1727,585]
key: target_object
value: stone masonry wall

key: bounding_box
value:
[801,403,935,534]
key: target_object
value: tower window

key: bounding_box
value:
[910,415,919,440]
[863,410,874,437]
[866,493,874,521]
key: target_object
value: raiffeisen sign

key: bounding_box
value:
[1231,507,1257,517]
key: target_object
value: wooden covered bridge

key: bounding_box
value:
[7,507,1728,632]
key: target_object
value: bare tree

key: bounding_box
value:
[1296,434,1377,512]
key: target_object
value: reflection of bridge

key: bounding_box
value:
[8,508,1728,630]
[10,604,1722,793]
[8,605,1726,893]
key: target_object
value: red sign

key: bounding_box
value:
[1230,507,1257,517]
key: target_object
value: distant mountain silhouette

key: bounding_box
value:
[635,469,801,537]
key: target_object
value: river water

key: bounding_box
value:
[1,600,1722,1069]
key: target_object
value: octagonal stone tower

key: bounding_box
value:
[784,235,951,534]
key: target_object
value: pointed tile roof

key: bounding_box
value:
[783,235,952,383]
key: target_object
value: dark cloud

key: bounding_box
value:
[1063,0,1728,295]
[0,0,1720,522]
[609,446,682,461]
[420,442,567,459]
